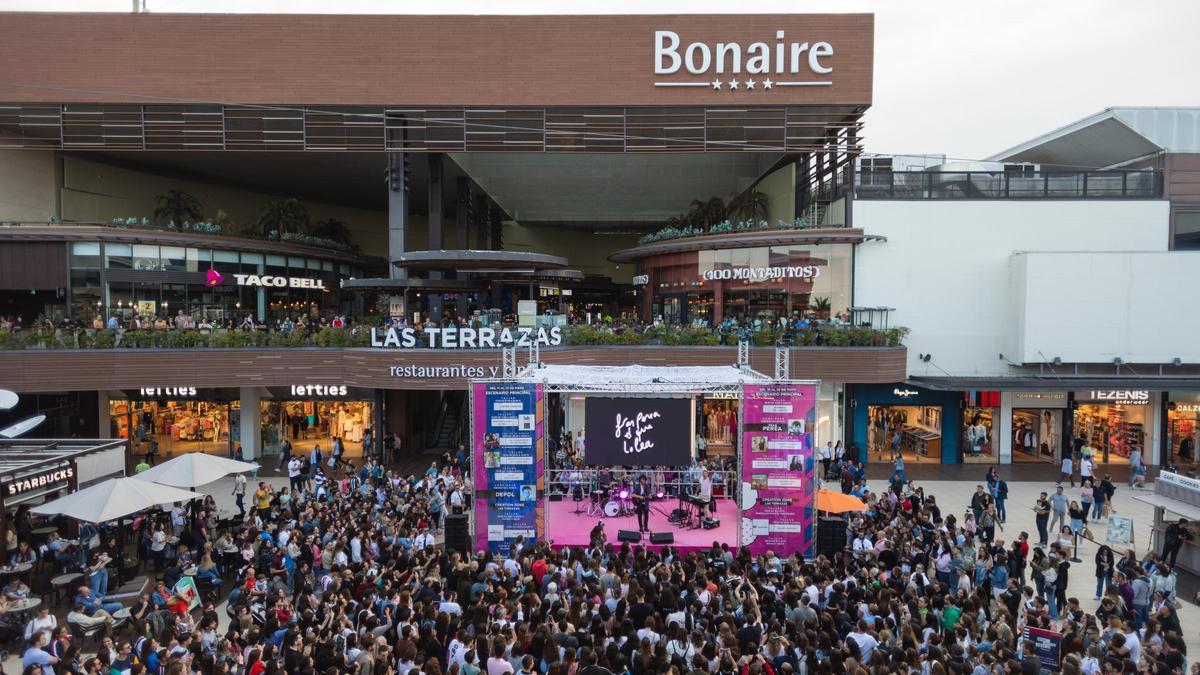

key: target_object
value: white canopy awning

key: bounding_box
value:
[132,453,259,489]
[511,365,779,393]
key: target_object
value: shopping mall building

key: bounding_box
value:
[0,12,1198,469]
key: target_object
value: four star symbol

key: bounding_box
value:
[686,77,778,92]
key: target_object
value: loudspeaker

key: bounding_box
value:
[817,516,847,558]
[617,529,642,543]
[650,532,674,544]
[444,514,470,555]
[549,494,563,502]
[701,518,720,530]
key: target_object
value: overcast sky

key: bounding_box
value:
[2,0,1197,160]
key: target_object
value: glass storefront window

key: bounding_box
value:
[1168,403,1199,466]
[962,407,999,464]
[642,243,853,325]
[307,259,321,271]
[322,261,333,272]
[1012,409,1062,463]
[868,405,943,463]
[260,399,373,458]
[288,257,306,270]
[212,251,240,274]
[110,398,232,457]
[71,242,100,268]
[266,255,287,278]
[185,248,207,272]
[132,244,161,271]
[161,246,187,272]
[1072,402,1145,465]
[106,243,133,269]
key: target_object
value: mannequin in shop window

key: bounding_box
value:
[1040,411,1058,459]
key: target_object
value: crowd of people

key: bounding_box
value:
[1,441,1196,674]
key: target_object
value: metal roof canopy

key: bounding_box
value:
[392,250,568,271]
[908,376,1200,391]
[988,107,1200,170]
[502,364,812,395]
[0,438,124,477]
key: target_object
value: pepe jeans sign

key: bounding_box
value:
[371,326,562,349]
[654,30,834,89]
[7,466,74,497]
[233,274,325,289]
[893,388,920,398]
[631,275,649,286]
[701,265,821,282]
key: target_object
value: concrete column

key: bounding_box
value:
[999,392,1014,464]
[387,150,409,281]
[98,391,111,438]
[428,154,445,322]
[239,387,262,460]
[456,177,471,318]
[489,207,502,251]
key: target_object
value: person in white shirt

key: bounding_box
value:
[413,528,435,550]
[1123,621,1141,665]
[820,442,833,477]
[846,620,880,663]
[851,532,873,560]
[698,470,714,516]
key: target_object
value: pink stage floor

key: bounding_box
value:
[546,497,739,550]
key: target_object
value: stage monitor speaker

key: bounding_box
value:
[650,532,674,544]
[817,516,847,558]
[617,529,642,543]
[444,514,470,555]
[549,494,563,502]
[702,518,720,530]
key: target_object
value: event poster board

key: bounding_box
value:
[1106,514,1135,547]
[472,382,544,553]
[1023,626,1063,673]
[740,383,817,556]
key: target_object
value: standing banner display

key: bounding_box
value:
[740,383,817,556]
[472,382,544,553]
[1023,626,1063,673]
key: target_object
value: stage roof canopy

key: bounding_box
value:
[515,364,779,393]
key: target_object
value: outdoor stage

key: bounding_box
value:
[545,497,739,550]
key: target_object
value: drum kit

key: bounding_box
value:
[573,469,660,519]
[590,483,637,518]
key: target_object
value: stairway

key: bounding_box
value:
[425,391,468,454]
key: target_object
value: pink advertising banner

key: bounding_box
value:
[740,383,817,557]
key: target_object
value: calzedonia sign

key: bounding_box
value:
[371,326,562,349]
[7,466,74,497]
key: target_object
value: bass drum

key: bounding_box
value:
[603,500,621,518]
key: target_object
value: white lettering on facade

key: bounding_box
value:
[893,388,919,398]
[288,385,348,397]
[139,387,197,397]
[654,29,834,81]
[232,274,325,290]
[7,466,75,497]
[371,326,563,349]
[700,265,822,282]
[631,275,649,286]
[389,365,500,379]
[1088,390,1150,403]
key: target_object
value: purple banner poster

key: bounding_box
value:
[740,383,817,557]
[473,382,544,553]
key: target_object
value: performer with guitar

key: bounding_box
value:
[633,474,652,532]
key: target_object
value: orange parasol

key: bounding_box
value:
[816,489,869,514]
